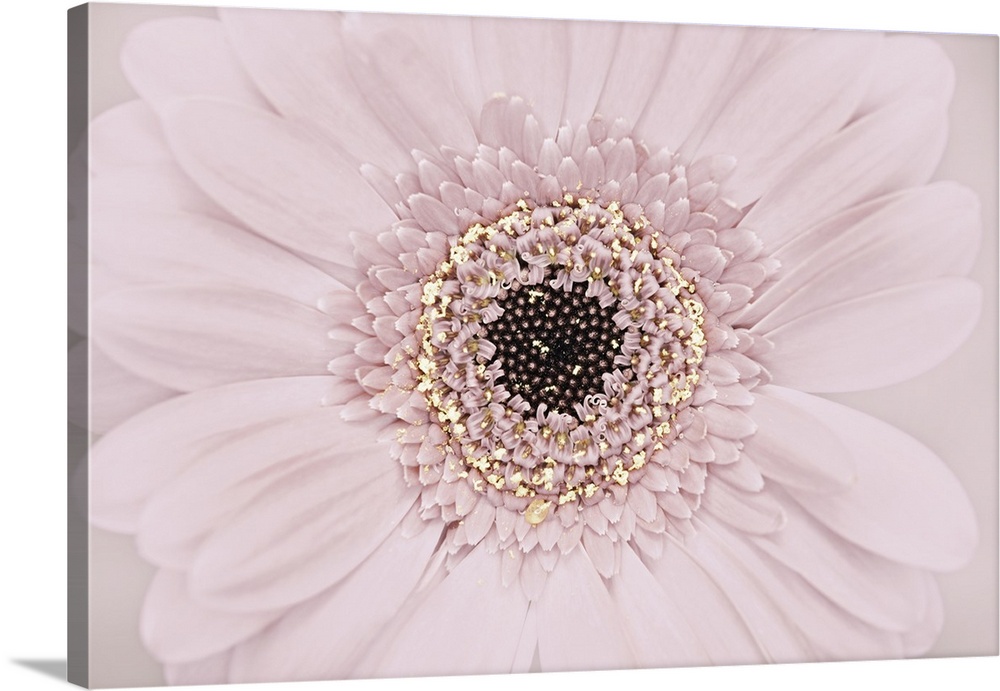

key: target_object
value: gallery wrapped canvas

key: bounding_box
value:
[67,2,998,688]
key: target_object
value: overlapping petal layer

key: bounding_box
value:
[86,8,982,684]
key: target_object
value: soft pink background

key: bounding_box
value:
[80,3,998,688]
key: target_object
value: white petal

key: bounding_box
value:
[471,16,568,135]
[678,526,816,662]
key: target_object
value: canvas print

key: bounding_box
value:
[68,2,998,688]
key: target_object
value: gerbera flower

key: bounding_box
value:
[84,7,983,685]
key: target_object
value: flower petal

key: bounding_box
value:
[857,35,954,115]
[122,17,268,113]
[141,570,277,664]
[743,386,856,493]
[611,544,713,668]
[89,376,339,532]
[218,8,410,171]
[687,30,880,206]
[163,650,231,686]
[700,516,907,661]
[741,97,948,250]
[162,98,395,267]
[739,182,981,332]
[679,525,817,662]
[89,101,172,173]
[228,521,441,682]
[356,542,531,678]
[756,278,981,393]
[772,389,978,571]
[93,210,341,305]
[135,408,375,569]
[77,343,177,435]
[93,284,338,392]
[188,444,418,612]
[751,491,928,632]
[338,15,478,157]
[646,539,766,664]
[470,17,568,135]
[536,546,636,672]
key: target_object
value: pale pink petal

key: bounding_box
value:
[338,15,478,156]
[163,650,231,686]
[739,182,981,332]
[741,97,948,249]
[122,18,268,113]
[701,516,907,661]
[75,343,177,434]
[743,387,856,493]
[188,449,418,612]
[700,478,786,535]
[757,278,981,392]
[135,408,376,569]
[471,17,568,135]
[356,542,531,678]
[229,522,441,683]
[141,570,278,664]
[751,491,928,632]
[559,20,622,124]
[88,101,172,173]
[611,544,713,668]
[685,30,880,206]
[646,539,766,664]
[89,376,339,532]
[536,546,636,672]
[92,209,341,305]
[679,527,817,662]
[595,22,677,128]
[856,35,955,115]
[218,8,410,171]
[93,284,338,392]
[636,24,748,149]
[162,99,395,267]
[901,574,945,656]
[771,389,979,571]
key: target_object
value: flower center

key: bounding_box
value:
[481,279,625,416]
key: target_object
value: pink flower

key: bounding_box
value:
[86,8,982,684]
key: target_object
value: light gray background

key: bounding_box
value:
[79,3,998,688]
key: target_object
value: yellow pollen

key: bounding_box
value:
[524,499,551,526]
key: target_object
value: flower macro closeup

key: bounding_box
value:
[80,5,994,686]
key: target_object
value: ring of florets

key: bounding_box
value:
[406,193,707,524]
